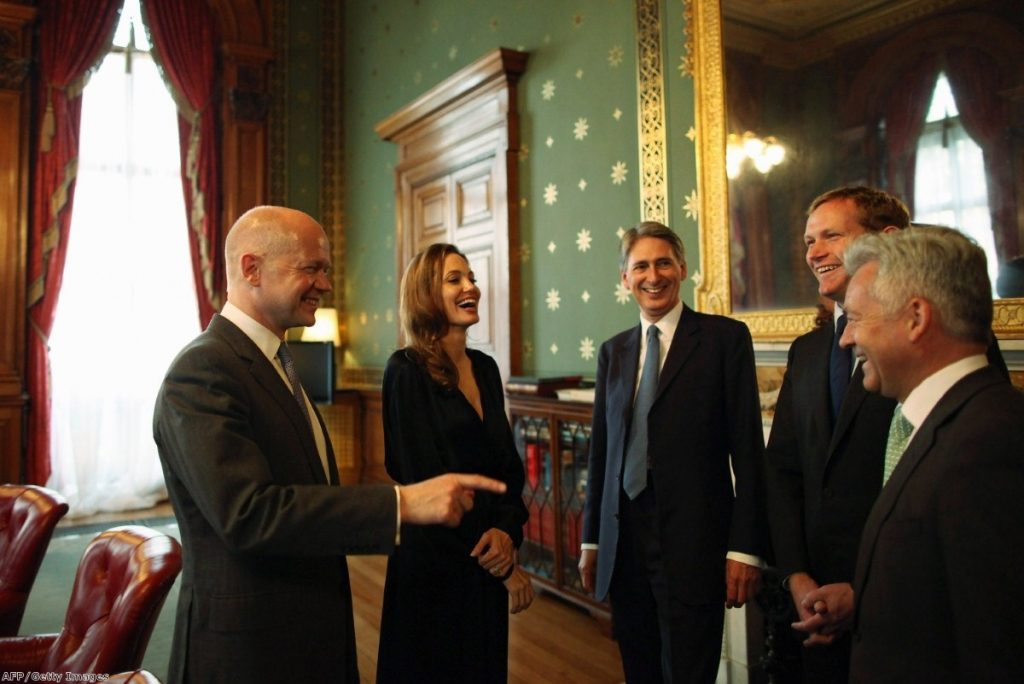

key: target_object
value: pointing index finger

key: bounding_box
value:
[453,473,507,494]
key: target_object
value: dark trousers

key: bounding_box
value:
[800,632,851,683]
[608,478,724,684]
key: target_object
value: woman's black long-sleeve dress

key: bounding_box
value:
[376,348,529,684]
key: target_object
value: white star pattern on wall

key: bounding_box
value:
[611,161,628,185]
[546,289,561,310]
[683,189,699,220]
[343,3,702,379]
[615,283,631,304]
[544,183,558,205]
[573,117,589,140]
[576,228,592,251]
[579,337,595,360]
[691,271,704,288]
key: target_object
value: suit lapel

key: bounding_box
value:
[853,367,999,601]
[654,306,700,404]
[826,363,868,457]
[210,315,329,485]
[612,326,642,428]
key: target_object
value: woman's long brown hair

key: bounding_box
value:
[399,243,467,390]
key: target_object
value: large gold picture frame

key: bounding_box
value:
[690,0,1024,342]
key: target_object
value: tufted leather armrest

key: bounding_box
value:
[0,525,181,676]
[0,633,58,672]
[0,485,69,637]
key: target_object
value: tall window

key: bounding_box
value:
[48,0,199,515]
[914,72,999,288]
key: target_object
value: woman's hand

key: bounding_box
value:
[503,566,535,614]
[470,527,515,577]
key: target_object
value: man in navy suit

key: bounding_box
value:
[763,187,909,681]
[154,206,505,683]
[799,226,1024,681]
[579,221,766,683]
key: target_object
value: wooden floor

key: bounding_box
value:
[348,554,625,684]
[66,502,624,682]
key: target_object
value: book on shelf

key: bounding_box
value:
[554,387,596,403]
[506,375,583,397]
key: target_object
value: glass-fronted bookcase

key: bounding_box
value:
[507,394,610,622]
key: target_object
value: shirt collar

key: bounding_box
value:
[640,300,683,345]
[221,301,284,363]
[900,354,988,431]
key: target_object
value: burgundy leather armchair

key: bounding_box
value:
[0,484,69,636]
[0,525,181,676]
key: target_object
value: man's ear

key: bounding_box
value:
[240,253,261,285]
[906,296,931,342]
[881,225,900,235]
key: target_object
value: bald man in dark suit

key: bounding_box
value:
[154,206,504,683]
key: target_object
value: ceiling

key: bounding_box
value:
[722,0,982,66]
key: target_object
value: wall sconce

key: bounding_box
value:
[726,131,786,179]
[300,307,341,347]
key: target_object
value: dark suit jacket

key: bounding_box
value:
[582,306,766,604]
[153,314,397,683]
[764,324,894,584]
[850,366,1024,682]
[766,327,1009,586]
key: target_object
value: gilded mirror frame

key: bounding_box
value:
[690,0,1024,341]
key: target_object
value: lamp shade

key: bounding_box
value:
[300,307,341,347]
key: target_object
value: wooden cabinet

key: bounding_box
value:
[507,394,609,622]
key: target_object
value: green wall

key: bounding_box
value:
[342,0,698,376]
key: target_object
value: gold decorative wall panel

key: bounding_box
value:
[635,0,668,224]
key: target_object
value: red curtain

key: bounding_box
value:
[945,47,1017,260]
[142,0,224,327]
[883,53,940,214]
[26,0,122,485]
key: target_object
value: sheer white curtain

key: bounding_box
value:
[48,44,200,517]
[914,72,999,289]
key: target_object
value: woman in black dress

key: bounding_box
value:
[376,243,533,683]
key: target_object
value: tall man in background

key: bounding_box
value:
[822,226,1024,681]
[579,222,766,683]
[763,187,909,681]
[154,205,505,683]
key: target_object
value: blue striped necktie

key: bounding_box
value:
[623,325,660,500]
